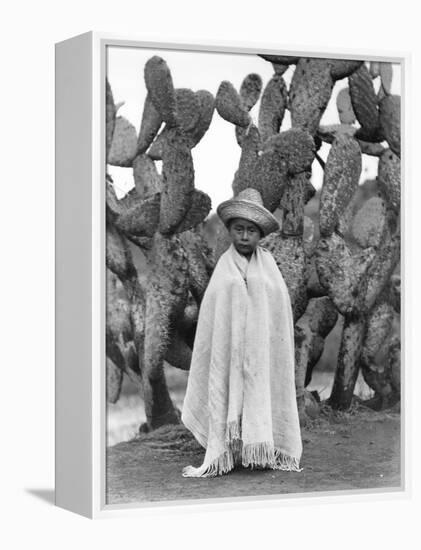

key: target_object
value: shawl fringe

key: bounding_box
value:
[182,420,302,477]
[182,448,235,478]
[274,448,303,472]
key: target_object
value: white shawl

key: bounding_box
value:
[181,242,303,477]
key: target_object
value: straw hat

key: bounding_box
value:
[216,188,280,237]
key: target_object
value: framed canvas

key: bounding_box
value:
[55,31,408,518]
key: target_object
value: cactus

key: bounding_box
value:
[133,153,162,197]
[315,184,399,410]
[234,74,263,146]
[280,172,309,236]
[328,59,363,81]
[379,95,401,157]
[232,124,261,195]
[188,90,215,147]
[106,268,141,384]
[106,50,401,430]
[378,148,400,212]
[106,62,213,429]
[261,233,308,321]
[319,134,362,237]
[315,233,376,316]
[148,88,215,160]
[379,62,394,98]
[106,79,116,160]
[116,193,161,237]
[359,294,400,409]
[107,358,123,404]
[258,74,288,143]
[328,316,366,410]
[172,88,201,132]
[295,297,338,417]
[369,61,381,78]
[289,58,334,136]
[144,56,177,126]
[351,197,388,248]
[258,54,299,66]
[215,80,251,127]
[336,87,356,124]
[136,93,162,155]
[266,128,316,174]
[349,63,383,142]
[215,54,398,413]
[239,73,263,110]
[158,129,195,234]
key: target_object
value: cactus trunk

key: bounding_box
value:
[328,316,366,410]
[143,371,180,429]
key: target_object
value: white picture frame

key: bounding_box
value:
[55,31,409,519]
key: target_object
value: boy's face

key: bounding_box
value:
[228,217,262,256]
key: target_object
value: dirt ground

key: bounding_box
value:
[105,404,401,505]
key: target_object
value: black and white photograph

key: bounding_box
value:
[6,0,421,545]
[105,45,402,506]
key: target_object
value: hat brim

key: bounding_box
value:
[216,198,280,237]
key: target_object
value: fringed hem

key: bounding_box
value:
[243,443,303,472]
[242,441,275,469]
[182,443,302,478]
[182,448,235,478]
[273,448,303,472]
[182,418,302,477]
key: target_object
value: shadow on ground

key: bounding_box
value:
[25,489,55,505]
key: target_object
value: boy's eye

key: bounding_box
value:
[234,226,254,232]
